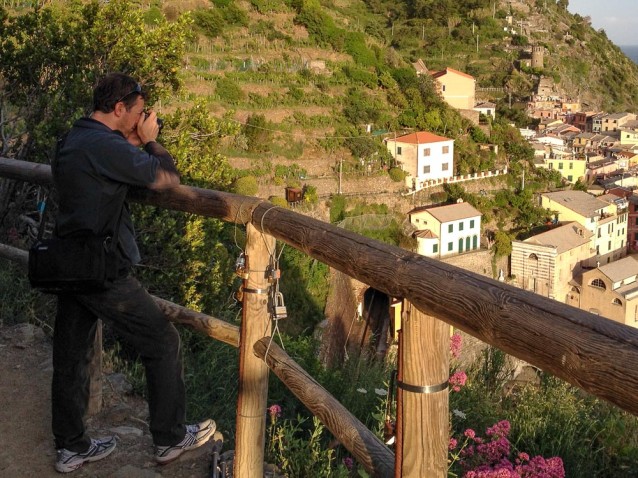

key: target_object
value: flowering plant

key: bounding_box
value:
[449,420,565,478]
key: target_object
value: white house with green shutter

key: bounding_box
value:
[408,201,482,258]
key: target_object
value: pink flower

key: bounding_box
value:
[449,371,468,392]
[464,428,476,439]
[486,420,510,439]
[450,333,463,359]
[268,404,281,419]
[516,452,530,463]
[516,456,565,477]
[343,457,354,470]
[449,437,458,450]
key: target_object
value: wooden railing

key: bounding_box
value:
[3,157,638,477]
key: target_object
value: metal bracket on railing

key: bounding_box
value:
[235,252,248,279]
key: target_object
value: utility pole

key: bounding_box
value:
[476,34,479,53]
[338,158,343,195]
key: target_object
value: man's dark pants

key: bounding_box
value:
[52,275,186,452]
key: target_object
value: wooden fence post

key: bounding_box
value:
[397,301,449,477]
[234,223,275,477]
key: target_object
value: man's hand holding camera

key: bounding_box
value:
[136,110,162,146]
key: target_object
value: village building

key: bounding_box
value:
[408,201,481,258]
[601,112,637,133]
[629,195,638,252]
[541,190,628,266]
[429,67,476,110]
[511,222,593,300]
[573,111,601,133]
[385,132,454,190]
[572,133,615,157]
[537,118,563,132]
[568,256,638,328]
[473,101,496,120]
[535,156,586,184]
[592,113,606,133]
[605,187,638,253]
[619,120,638,146]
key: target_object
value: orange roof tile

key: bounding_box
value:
[393,131,452,144]
[430,67,475,81]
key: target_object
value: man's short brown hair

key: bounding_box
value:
[93,72,146,113]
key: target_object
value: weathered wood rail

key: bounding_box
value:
[3,157,638,476]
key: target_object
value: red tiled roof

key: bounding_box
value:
[430,67,475,81]
[393,131,452,144]
[617,151,637,158]
[413,229,438,239]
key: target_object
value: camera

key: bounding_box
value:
[144,111,164,134]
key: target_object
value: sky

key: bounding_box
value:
[568,0,638,46]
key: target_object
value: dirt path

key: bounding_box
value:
[0,323,221,478]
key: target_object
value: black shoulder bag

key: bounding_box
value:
[28,135,123,294]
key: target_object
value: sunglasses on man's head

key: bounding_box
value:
[115,83,142,104]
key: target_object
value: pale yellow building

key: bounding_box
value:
[535,157,587,183]
[541,190,628,266]
[601,112,637,133]
[568,256,638,328]
[620,123,638,146]
[429,67,476,110]
[511,222,593,301]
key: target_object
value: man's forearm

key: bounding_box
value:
[144,141,180,177]
[144,141,180,189]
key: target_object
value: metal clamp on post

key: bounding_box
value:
[397,379,448,394]
[242,287,269,295]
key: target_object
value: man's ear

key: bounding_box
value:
[113,102,126,118]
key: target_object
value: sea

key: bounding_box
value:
[620,45,638,64]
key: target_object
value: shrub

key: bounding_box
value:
[223,3,249,27]
[143,6,164,25]
[233,175,259,196]
[430,191,448,203]
[342,65,377,89]
[287,86,305,102]
[193,8,225,37]
[269,196,289,208]
[329,194,347,223]
[344,32,377,67]
[387,167,405,182]
[243,114,273,153]
[303,185,318,205]
[215,76,245,104]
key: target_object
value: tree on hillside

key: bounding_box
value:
[243,114,273,153]
[0,1,242,316]
[0,1,191,236]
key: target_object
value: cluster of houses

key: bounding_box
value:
[405,187,638,329]
[524,76,638,188]
[384,63,498,191]
[384,63,638,329]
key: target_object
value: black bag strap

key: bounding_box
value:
[37,132,124,252]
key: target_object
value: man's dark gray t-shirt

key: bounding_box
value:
[53,117,170,267]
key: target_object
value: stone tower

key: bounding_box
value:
[531,45,544,69]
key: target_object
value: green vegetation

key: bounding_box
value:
[3,0,638,472]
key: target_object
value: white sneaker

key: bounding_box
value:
[55,436,117,473]
[154,419,216,464]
